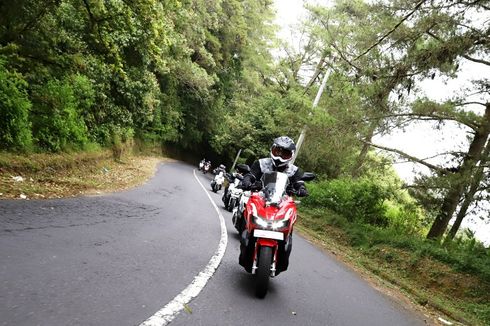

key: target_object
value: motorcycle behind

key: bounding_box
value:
[232,189,250,233]
[210,170,225,192]
[222,164,250,212]
[239,171,315,298]
[203,161,211,174]
[225,177,243,212]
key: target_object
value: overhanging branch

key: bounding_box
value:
[462,54,490,66]
[367,112,479,130]
[362,140,448,174]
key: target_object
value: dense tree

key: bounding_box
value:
[300,0,489,239]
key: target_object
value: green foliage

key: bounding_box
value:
[31,78,89,152]
[304,172,426,231]
[0,57,32,152]
[301,206,490,283]
[0,0,279,155]
[303,177,391,226]
[382,198,424,234]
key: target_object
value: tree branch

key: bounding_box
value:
[319,19,363,73]
[354,0,427,61]
[362,140,449,174]
[462,54,490,66]
[366,112,479,130]
[456,101,487,107]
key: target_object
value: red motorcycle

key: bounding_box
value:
[239,171,315,298]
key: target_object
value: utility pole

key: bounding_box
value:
[231,148,242,171]
[291,68,331,164]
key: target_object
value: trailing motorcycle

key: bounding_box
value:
[203,161,211,174]
[224,175,242,211]
[232,189,250,233]
[210,169,225,192]
[222,164,250,212]
[238,171,315,298]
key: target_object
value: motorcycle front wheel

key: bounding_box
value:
[227,198,236,212]
[255,246,273,298]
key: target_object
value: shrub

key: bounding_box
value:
[31,78,89,152]
[303,177,390,226]
[383,198,425,234]
[0,58,33,151]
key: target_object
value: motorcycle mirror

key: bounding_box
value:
[301,172,316,181]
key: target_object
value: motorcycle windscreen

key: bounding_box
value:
[261,172,289,204]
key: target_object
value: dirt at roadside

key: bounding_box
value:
[0,152,167,200]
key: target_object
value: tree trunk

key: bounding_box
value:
[446,137,490,241]
[351,122,376,178]
[427,103,490,239]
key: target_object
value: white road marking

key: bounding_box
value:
[139,169,228,326]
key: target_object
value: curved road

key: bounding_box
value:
[0,162,427,326]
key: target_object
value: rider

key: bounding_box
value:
[213,164,226,175]
[240,136,308,197]
[239,136,308,275]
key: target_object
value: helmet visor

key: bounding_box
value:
[271,145,293,160]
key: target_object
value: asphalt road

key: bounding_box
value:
[0,162,428,326]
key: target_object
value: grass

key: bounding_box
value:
[297,206,490,326]
[0,149,165,199]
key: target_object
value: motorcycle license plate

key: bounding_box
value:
[253,229,284,241]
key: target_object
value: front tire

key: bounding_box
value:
[228,198,236,212]
[255,246,273,298]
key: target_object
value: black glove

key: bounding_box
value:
[295,185,308,197]
[239,176,253,190]
[250,181,263,191]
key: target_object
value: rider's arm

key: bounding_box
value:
[240,161,262,189]
[289,167,308,197]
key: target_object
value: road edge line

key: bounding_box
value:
[139,169,228,326]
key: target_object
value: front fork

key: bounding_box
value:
[252,239,278,277]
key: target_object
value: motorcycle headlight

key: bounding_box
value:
[252,214,290,230]
[270,208,294,230]
[251,204,294,231]
[253,215,269,228]
[271,219,289,230]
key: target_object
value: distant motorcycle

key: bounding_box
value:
[223,164,250,212]
[198,160,205,171]
[232,189,251,233]
[238,171,315,298]
[225,175,243,212]
[211,170,225,192]
[203,161,211,174]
